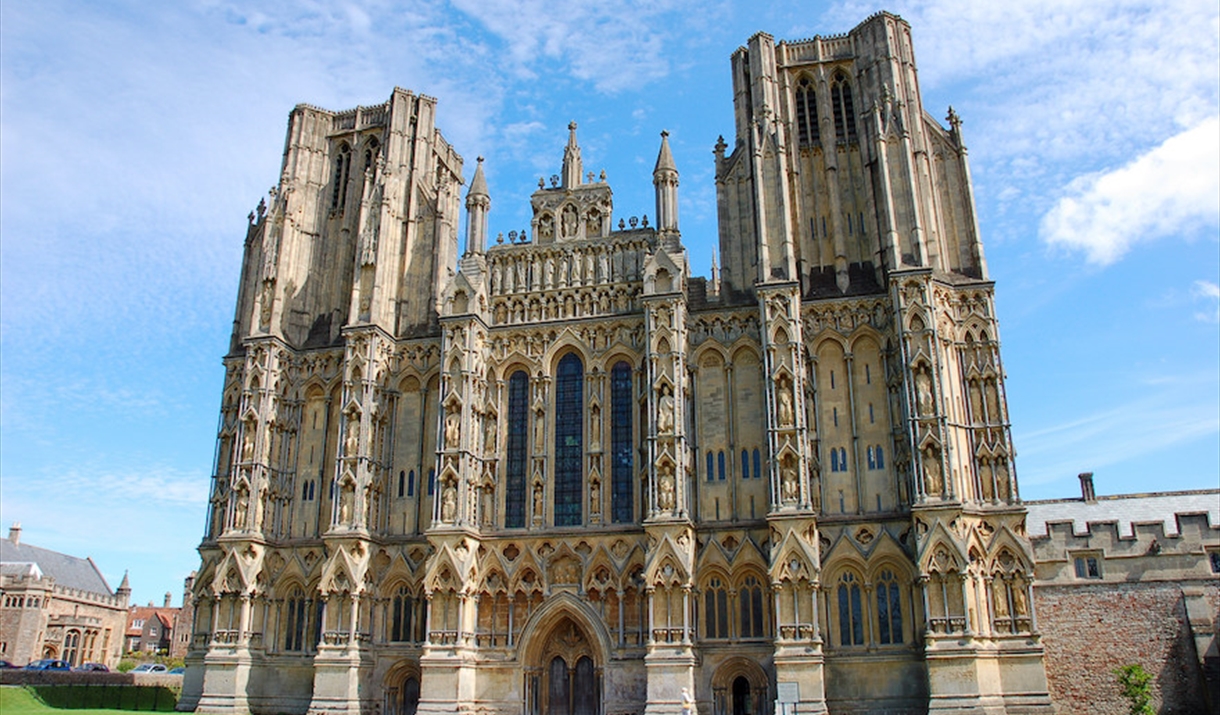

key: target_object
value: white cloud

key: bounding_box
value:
[448,0,704,93]
[1039,116,1220,264]
[1194,280,1220,323]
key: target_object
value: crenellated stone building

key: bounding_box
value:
[181,12,1055,715]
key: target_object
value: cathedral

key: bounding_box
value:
[180,12,1056,715]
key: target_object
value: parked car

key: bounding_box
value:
[25,659,71,670]
[75,662,109,672]
[167,667,185,675]
[130,663,168,673]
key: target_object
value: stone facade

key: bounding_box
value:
[0,524,130,668]
[181,13,1055,715]
[1026,478,1220,714]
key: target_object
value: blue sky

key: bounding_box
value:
[2,0,1216,608]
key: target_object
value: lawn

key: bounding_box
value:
[0,686,166,715]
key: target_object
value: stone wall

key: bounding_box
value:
[1035,573,1217,714]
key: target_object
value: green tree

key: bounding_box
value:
[1113,663,1154,715]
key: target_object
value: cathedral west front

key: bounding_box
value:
[180,12,1056,715]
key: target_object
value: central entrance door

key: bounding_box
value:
[528,615,601,715]
[732,676,752,715]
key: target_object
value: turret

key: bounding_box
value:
[116,570,131,607]
[465,157,490,255]
[561,122,583,189]
[653,130,679,233]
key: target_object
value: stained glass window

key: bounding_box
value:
[554,354,584,526]
[505,371,529,528]
[611,361,633,523]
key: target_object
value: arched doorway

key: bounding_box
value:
[732,676,752,715]
[383,662,420,715]
[711,657,770,715]
[524,615,602,715]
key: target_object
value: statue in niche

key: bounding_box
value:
[985,379,1001,422]
[533,413,545,452]
[995,460,1011,501]
[1012,582,1028,616]
[259,282,274,329]
[657,465,676,511]
[589,479,601,516]
[562,205,579,238]
[241,427,255,461]
[345,417,360,455]
[543,254,554,289]
[915,368,934,416]
[233,485,249,530]
[588,211,602,236]
[924,447,943,497]
[484,416,497,452]
[539,215,554,240]
[441,482,457,522]
[584,252,595,283]
[532,482,544,520]
[969,380,984,423]
[657,385,675,434]
[778,385,795,427]
[992,581,1010,622]
[599,251,610,282]
[481,485,494,526]
[979,459,994,501]
[781,462,799,501]
[515,259,526,289]
[339,480,355,524]
[589,406,601,450]
[445,412,461,449]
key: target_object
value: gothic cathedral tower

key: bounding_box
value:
[181,12,1052,715]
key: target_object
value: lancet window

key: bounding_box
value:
[831,72,857,143]
[505,370,529,528]
[876,569,903,644]
[703,577,729,639]
[738,575,767,638]
[837,571,864,646]
[610,361,633,523]
[554,353,584,526]
[794,75,820,146]
[331,143,352,211]
[284,587,309,652]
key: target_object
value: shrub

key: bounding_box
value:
[1113,663,1154,715]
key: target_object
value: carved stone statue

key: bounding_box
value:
[533,413,545,452]
[345,417,360,455]
[657,385,675,434]
[658,465,676,511]
[532,482,544,520]
[562,205,578,238]
[589,479,601,516]
[778,386,795,427]
[234,485,249,530]
[445,412,461,449]
[781,463,799,501]
[915,368,934,416]
[339,480,355,524]
[484,416,497,452]
[589,406,601,450]
[924,447,943,497]
[441,482,457,522]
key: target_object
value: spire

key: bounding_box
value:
[561,121,583,188]
[117,571,130,592]
[465,157,491,255]
[654,130,677,174]
[653,130,679,233]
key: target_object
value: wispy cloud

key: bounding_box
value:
[1015,385,1220,486]
[1040,116,1220,264]
[1194,280,1220,323]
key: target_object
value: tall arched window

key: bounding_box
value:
[718,451,726,481]
[739,575,766,638]
[554,354,584,526]
[831,73,857,143]
[284,587,308,652]
[63,629,80,665]
[876,569,903,644]
[795,75,820,146]
[505,370,530,528]
[331,144,352,211]
[704,577,729,639]
[837,572,864,645]
[707,451,715,483]
[753,449,761,480]
[390,585,416,642]
[611,361,634,523]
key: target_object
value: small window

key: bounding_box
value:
[407,470,415,497]
[427,469,435,496]
[1074,555,1102,579]
[398,471,405,498]
[707,452,715,483]
[741,450,749,480]
[718,451,726,481]
[753,449,761,480]
[1208,551,1219,573]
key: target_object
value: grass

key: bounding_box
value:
[0,686,176,715]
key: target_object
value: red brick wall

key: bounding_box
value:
[1035,582,1211,714]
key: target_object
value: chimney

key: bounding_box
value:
[164,592,173,609]
[1078,472,1096,502]
[8,522,21,546]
